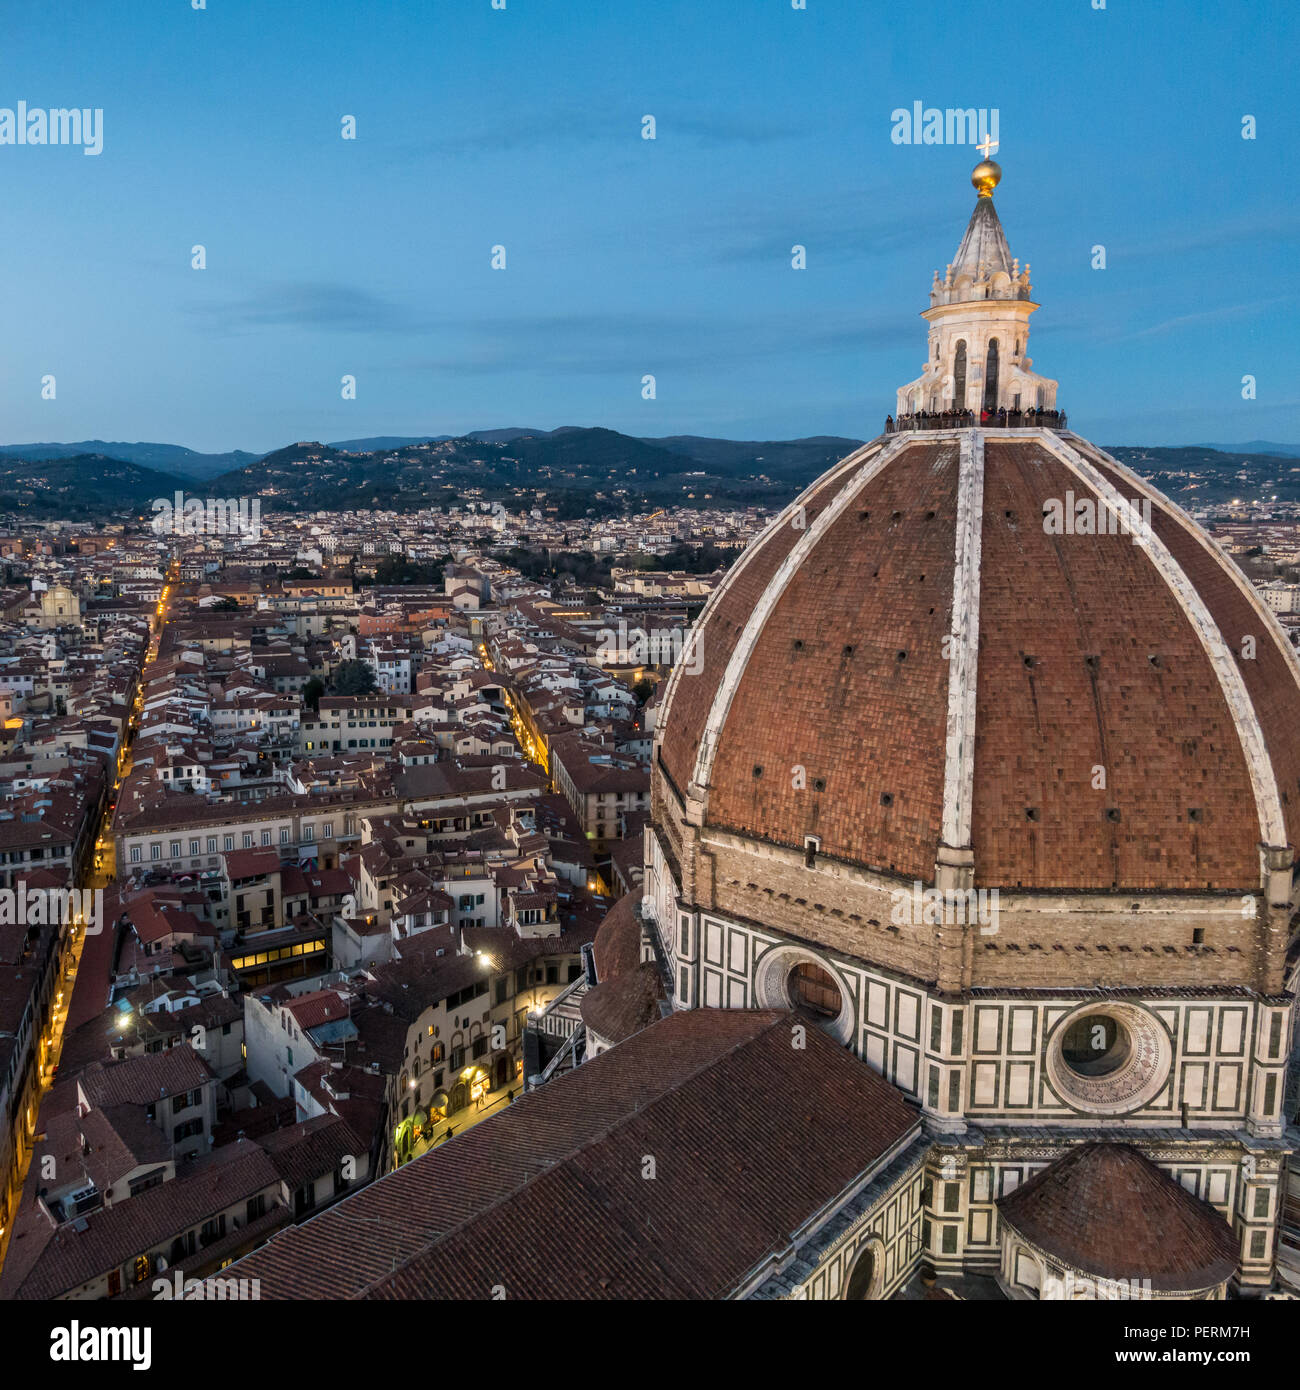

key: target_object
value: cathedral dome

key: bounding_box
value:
[650,163,1299,997]
[654,430,1300,897]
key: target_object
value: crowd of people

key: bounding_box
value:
[885,406,1068,432]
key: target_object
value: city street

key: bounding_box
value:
[0,571,159,1270]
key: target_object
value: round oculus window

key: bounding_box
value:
[1045,1003,1171,1116]
[787,962,843,1019]
[1059,1013,1131,1078]
[755,946,854,1045]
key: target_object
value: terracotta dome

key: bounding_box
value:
[581,961,665,1046]
[997,1143,1239,1292]
[655,431,1300,894]
[592,890,644,981]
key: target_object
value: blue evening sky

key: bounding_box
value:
[1,0,1296,453]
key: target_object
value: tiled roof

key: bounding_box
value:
[229,1008,919,1299]
[657,433,1300,891]
[259,1114,360,1190]
[79,1046,212,1109]
[283,990,349,1031]
[79,1104,172,1188]
[996,1143,1239,1292]
[580,961,663,1043]
[591,891,642,981]
[1,1142,281,1300]
[222,848,281,881]
[1076,438,1300,859]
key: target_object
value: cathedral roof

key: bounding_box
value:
[656,431,1300,892]
[996,1143,1239,1291]
[225,1009,921,1299]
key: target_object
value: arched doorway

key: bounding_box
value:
[984,339,999,410]
[952,340,967,409]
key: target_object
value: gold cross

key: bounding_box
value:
[976,133,998,159]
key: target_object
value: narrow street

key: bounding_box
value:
[398,1074,520,1168]
[0,567,163,1270]
[0,764,124,1269]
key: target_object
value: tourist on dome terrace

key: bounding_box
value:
[886,406,1067,433]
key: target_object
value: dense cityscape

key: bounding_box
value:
[0,419,1297,1306]
[0,488,755,1293]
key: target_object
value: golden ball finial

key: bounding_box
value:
[971,158,1002,198]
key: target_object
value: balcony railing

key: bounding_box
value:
[886,408,1067,433]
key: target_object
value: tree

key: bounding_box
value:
[632,679,654,705]
[330,659,378,696]
[303,677,325,712]
[365,556,445,587]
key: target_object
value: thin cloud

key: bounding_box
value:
[188,282,416,334]
[1122,296,1292,341]
[406,105,811,156]
[393,310,913,376]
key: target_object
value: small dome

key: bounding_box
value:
[591,891,643,981]
[997,1144,1239,1292]
[581,962,664,1046]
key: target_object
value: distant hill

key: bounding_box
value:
[1104,445,1300,506]
[326,428,550,452]
[640,434,864,483]
[206,428,782,515]
[327,436,451,453]
[206,432,1300,515]
[1200,441,1300,458]
[463,427,550,444]
[3,430,1299,521]
[0,440,261,482]
[0,453,191,518]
